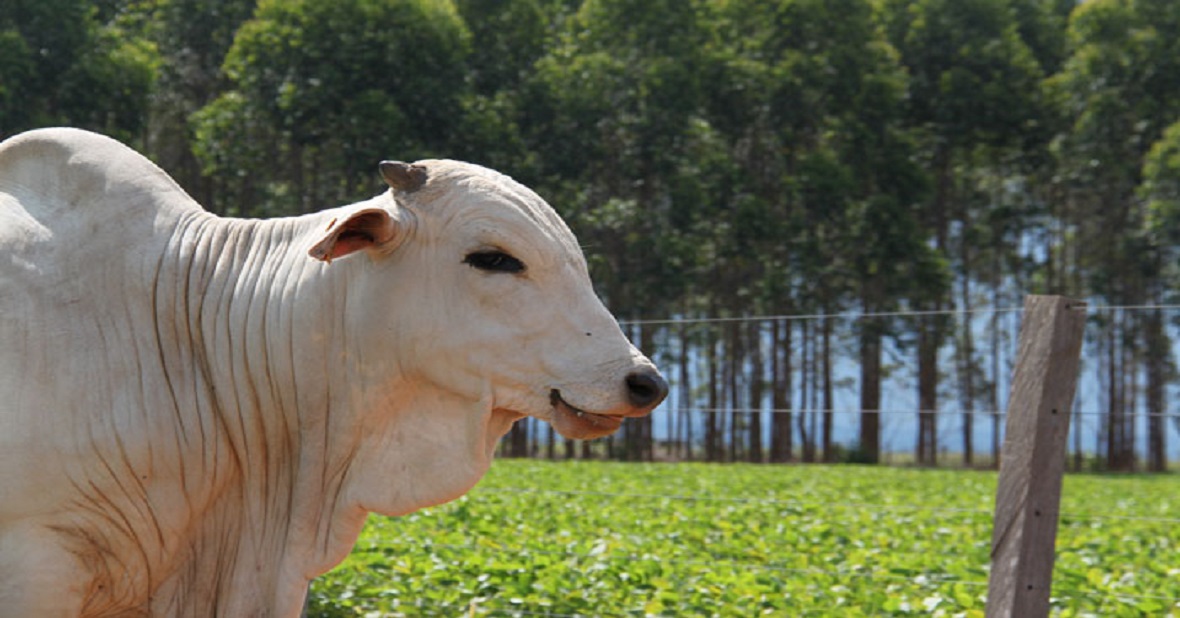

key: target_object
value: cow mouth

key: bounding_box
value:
[548,389,624,440]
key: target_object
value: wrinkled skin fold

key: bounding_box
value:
[0,128,665,617]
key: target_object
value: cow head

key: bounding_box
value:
[305,159,667,512]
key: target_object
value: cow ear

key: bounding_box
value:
[308,208,400,263]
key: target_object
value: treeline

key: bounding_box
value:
[4,0,1179,470]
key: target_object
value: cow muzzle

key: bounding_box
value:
[548,369,669,440]
[624,370,668,409]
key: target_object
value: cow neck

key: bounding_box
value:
[153,211,364,617]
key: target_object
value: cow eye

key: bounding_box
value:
[464,250,525,274]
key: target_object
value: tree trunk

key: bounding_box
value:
[1106,310,1136,472]
[916,145,952,468]
[637,326,657,461]
[678,321,693,461]
[991,269,1003,470]
[917,317,939,466]
[1125,314,1139,472]
[859,332,881,464]
[959,248,976,468]
[808,329,820,463]
[1144,308,1168,472]
[748,321,764,463]
[799,321,815,462]
[859,293,883,464]
[663,328,674,462]
[770,320,794,463]
[509,420,528,458]
[1097,320,1110,468]
[1104,314,1128,471]
[727,321,742,463]
[706,326,720,462]
[821,316,834,462]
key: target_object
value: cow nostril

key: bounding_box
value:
[625,370,669,408]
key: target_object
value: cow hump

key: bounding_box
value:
[0,127,202,222]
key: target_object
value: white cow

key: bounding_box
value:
[0,128,666,617]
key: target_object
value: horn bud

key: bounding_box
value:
[379,161,427,192]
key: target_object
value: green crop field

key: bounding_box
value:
[306,461,1180,617]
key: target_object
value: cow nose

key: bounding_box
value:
[625,370,669,409]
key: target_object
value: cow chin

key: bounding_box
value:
[547,394,626,440]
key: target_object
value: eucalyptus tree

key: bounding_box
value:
[1138,120,1180,471]
[695,0,938,463]
[811,3,937,466]
[877,0,1047,465]
[1142,121,1180,293]
[1054,0,1180,470]
[522,0,714,459]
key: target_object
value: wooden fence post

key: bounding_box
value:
[986,295,1086,618]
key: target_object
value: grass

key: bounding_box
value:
[307,460,1180,617]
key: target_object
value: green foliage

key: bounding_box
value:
[190,90,286,216]
[155,0,257,89]
[0,0,160,138]
[889,0,1047,150]
[1050,0,1180,306]
[225,0,470,152]
[1142,119,1180,281]
[1055,0,1180,188]
[0,29,34,132]
[58,25,161,142]
[453,0,561,96]
[307,460,1180,615]
[1144,121,1180,230]
[521,0,715,314]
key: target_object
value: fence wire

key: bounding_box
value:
[669,406,1179,418]
[619,302,1180,326]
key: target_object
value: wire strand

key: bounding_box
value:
[618,302,1180,326]
[662,406,1179,418]
[1081,303,1180,313]
[619,306,1026,326]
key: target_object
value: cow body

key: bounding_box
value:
[0,128,665,616]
